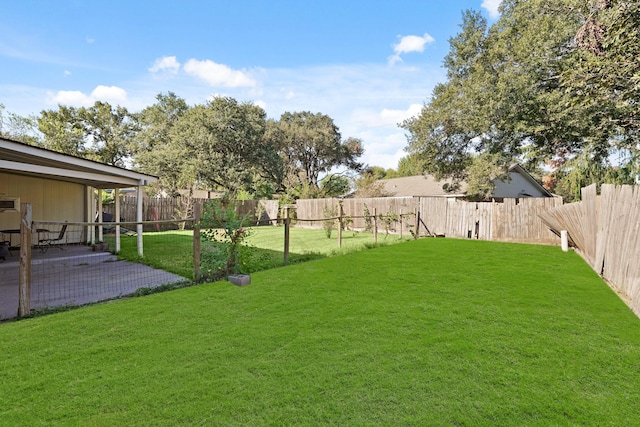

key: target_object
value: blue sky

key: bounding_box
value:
[0,0,501,169]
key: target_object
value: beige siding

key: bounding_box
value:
[0,172,86,230]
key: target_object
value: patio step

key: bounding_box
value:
[0,251,118,269]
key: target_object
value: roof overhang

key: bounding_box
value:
[508,164,552,197]
[0,137,158,189]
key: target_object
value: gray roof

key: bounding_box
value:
[380,175,467,197]
[378,165,551,199]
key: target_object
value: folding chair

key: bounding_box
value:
[38,224,68,252]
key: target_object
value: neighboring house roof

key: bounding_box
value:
[379,164,551,199]
[380,175,467,198]
[1,137,158,189]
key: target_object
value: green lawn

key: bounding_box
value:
[2,238,640,425]
[105,226,410,280]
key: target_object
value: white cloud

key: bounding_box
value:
[63,70,71,76]
[481,0,501,19]
[148,56,180,75]
[91,85,128,104]
[35,62,442,170]
[49,90,94,107]
[253,99,267,110]
[351,104,423,128]
[86,37,95,44]
[184,59,256,88]
[49,85,128,107]
[380,104,423,125]
[388,33,435,65]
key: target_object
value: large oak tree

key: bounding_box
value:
[402,0,639,200]
[272,111,364,198]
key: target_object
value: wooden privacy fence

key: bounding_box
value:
[103,197,280,229]
[105,194,562,243]
[295,196,563,244]
[539,184,640,316]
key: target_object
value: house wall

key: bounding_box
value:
[493,171,547,198]
[0,172,86,235]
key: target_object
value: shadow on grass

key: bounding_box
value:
[243,246,326,273]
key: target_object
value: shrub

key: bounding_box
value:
[322,204,338,238]
[199,197,252,282]
[363,204,373,232]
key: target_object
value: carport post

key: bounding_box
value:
[115,188,121,253]
[97,189,103,242]
[18,203,32,317]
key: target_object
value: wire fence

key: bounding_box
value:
[1,219,194,321]
[1,195,564,321]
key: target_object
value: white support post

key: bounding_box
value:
[137,183,144,257]
[97,189,103,242]
[561,230,569,252]
[87,186,95,244]
[115,188,121,253]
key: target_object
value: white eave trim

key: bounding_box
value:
[0,160,151,187]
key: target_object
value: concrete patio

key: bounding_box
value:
[0,245,190,320]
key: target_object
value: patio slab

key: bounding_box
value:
[0,246,190,320]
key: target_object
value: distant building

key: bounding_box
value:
[376,164,552,200]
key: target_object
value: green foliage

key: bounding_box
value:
[100,189,115,205]
[401,1,640,192]
[38,105,86,157]
[465,152,511,201]
[170,97,276,194]
[363,204,373,232]
[319,174,351,197]
[553,146,637,202]
[132,92,191,196]
[273,111,364,195]
[569,1,640,137]
[355,169,389,198]
[378,212,399,235]
[0,103,41,145]
[38,101,135,166]
[396,153,428,177]
[200,197,252,281]
[322,204,338,238]
[78,101,136,166]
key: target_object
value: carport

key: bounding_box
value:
[1,137,158,254]
[1,137,171,319]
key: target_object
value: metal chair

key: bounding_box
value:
[38,224,68,252]
[0,241,9,261]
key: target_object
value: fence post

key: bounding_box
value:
[193,202,201,283]
[400,210,404,239]
[373,208,378,244]
[18,203,32,318]
[414,208,420,239]
[338,200,343,248]
[284,205,290,266]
